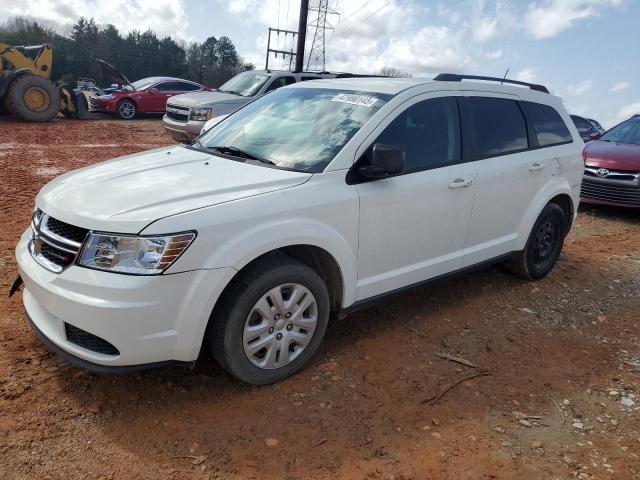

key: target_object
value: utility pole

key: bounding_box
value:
[294,0,309,72]
[264,27,297,71]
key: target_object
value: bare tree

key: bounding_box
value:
[377,66,412,78]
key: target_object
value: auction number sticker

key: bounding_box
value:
[331,93,378,107]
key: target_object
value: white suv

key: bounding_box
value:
[15,74,584,384]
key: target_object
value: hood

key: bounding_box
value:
[584,140,640,171]
[167,91,250,107]
[36,146,311,233]
[97,59,133,90]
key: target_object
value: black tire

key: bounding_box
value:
[75,93,89,120]
[208,256,330,385]
[116,99,136,120]
[510,203,567,280]
[5,74,60,122]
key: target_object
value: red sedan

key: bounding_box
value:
[581,116,640,208]
[89,60,210,119]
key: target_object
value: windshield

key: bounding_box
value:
[131,78,155,90]
[599,118,640,145]
[196,87,390,172]
[218,73,270,97]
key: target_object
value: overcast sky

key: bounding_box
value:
[2,0,638,127]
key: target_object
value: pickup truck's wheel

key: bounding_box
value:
[208,256,330,385]
[116,99,136,120]
[510,203,566,280]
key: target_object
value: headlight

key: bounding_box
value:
[190,107,212,121]
[98,94,115,100]
[79,232,196,275]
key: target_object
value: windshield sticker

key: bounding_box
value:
[331,93,378,107]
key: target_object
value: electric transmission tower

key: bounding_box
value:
[306,0,338,71]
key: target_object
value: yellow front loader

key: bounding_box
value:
[0,42,87,121]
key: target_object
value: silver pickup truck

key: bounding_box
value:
[163,70,337,142]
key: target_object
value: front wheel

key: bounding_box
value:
[208,256,330,385]
[510,203,567,280]
[116,99,136,120]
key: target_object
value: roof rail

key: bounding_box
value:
[434,73,550,94]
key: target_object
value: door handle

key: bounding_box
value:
[449,178,473,189]
[529,162,545,171]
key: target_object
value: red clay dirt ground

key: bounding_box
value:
[0,117,639,480]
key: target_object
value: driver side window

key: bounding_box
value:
[373,97,461,174]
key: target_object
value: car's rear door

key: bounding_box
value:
[461,92,552,266]
[353,92,477,300]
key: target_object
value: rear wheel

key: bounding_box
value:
[510,203,567,280]
[208,256,330,385]
[5,74,60,122]
[116,99,136,120]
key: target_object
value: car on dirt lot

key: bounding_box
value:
[16,73,584,385]
[581,116,640,208]
[162,70,342,142]
[89,60,210,120]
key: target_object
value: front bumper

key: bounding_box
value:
[580,176,640,209]
[163,114,204,142]
[89,97,116,113]
[16,229,237,369]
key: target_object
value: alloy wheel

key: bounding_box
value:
[118,102,135,119]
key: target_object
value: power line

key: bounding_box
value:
[285,0,291,28]
[337,0,372,24]
[333,0,392,39]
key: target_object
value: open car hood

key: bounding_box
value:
[97,59,133,91]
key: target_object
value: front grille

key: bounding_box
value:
[89,96,100,109]
[64,323,119,355]
[43,216,88,244]
[40,242,75,268]
[581,177,640,206]
[166,103,190,122]
[29,211,88,273]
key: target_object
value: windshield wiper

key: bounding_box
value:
[208,145,276,165]
[220,89,242,96]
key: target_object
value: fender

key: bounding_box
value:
[0,67,32,97]
[514,176,575,251]
[166,218,358,361]
[204,217,357,307]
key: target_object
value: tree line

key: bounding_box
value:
[0,16,254,88]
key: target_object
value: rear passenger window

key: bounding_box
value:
[374,97,461,173]
[522,102,572,146]
[467,97,528,157]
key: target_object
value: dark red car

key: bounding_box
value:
[89,60,210,119]
[581,116,640,208]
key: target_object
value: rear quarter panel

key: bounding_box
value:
[514,92,584,249]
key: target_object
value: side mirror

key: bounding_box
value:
[148,87,159,94]
[359,143,406,180]
[588,132,601,140]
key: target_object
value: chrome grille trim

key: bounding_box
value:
[584,166,640,182]
[40,219,84,249]
[29,211,88,273]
